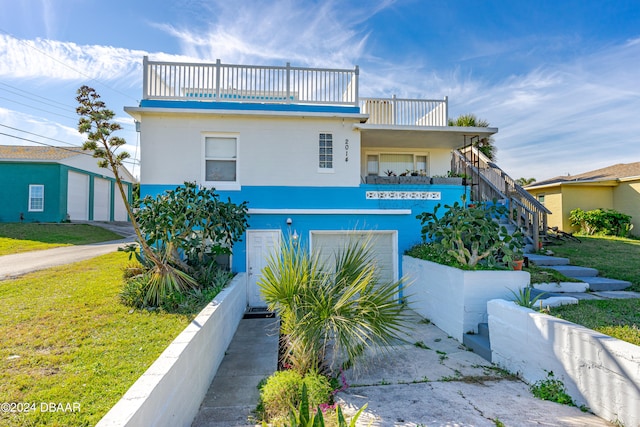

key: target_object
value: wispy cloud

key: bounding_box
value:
[0,35,144,83]
[152,0,393,68]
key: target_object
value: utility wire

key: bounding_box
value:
[0,28,139,103]
[0,84,136,131]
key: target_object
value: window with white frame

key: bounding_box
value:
[204,136,237,183]
[319,133,333,169]
[28,184,44,212]
[367,153,429,176]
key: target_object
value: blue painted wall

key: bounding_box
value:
[0,163,64,223]
[0,162,134,223]
[141,183,465,276]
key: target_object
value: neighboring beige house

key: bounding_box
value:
[525,162,640,235]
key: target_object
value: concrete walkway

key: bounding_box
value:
[191,317,279,427]
[191,312,612,426]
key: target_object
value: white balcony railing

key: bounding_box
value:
[143,56,359,106]
[359,96,448,127]
[142,57,449,127]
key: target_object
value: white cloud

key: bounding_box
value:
[0,34,144,83]
[152,0,390,68]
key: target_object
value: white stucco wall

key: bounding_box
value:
[488,299,640,427]
[403,256,529,341]
[137,112,362,187]
[96,274,247,427]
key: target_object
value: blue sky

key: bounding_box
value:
[1,0,639,181]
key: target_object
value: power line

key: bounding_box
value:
[0,84,136,131]
[0,28,139,103]
[0,95,78,121]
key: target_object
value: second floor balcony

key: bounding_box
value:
[142,56,449,127]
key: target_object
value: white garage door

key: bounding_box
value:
[67,171,89,221]
[93,177,111,221]
[114,183,129,221]
[310,231,397,284]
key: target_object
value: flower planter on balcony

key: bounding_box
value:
[431,177,463,185]
[365,176,431,184]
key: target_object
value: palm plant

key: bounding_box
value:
[259,234,409,375]
[448,113,497,160]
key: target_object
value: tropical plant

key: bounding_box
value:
[509,286,547,309]
[259,234,409,376]
[515,177,537,186]
[448,113,497,160]
[415,197,524,269]
[76,86,198,304]
[136,182,248,268]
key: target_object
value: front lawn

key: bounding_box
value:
[0,223,123,256]
[546,235,640,292]
[0,252,193,427]
[549,299,640,346]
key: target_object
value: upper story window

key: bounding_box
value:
[319,133,333,170]
[204,135,238,187]
[28,184,44,212]
[537,194,545,205]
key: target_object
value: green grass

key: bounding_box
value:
[0,252,193,427]
[0,223,123,256]
[546,235,640,292]
[550,299,640,346]
[542,235,640,346]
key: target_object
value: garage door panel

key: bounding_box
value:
[93,178,111,221]
[67,171,89,221]
[311,231,396,283]
[114,183,129,221]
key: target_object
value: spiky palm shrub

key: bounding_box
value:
[259,234,409,375]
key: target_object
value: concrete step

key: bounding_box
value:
[548,265,599,278]
[463,331,491,363]
[580,277,632,292]
[526,254,570,266]
[477,322,489,339]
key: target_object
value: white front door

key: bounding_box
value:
[246,230,281,307]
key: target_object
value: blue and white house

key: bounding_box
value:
[125,57,530,307]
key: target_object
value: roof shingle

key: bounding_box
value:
[0,145,87,161]
[528,162,640,187]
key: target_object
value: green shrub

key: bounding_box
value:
[569,208,633,237]
[259,370,332,422]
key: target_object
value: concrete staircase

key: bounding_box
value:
[527,254,632,291]
[465,252,634,362]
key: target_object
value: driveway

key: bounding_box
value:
[0,222,135,280]
[335,312,613,426]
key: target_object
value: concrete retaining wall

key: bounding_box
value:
[96,273,247,427]
[403,256,529,341]
[488,299,640,427]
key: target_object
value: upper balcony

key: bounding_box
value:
[140,56,448,127]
